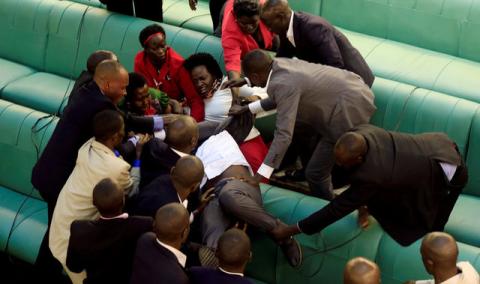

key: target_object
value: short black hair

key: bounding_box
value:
[183,53,224,80]
[234,0,260,18]
[139,24,166,48]
[126,72,147,103]
[86,50,116,74]
[92,178,124,217]
[93,109,124,142]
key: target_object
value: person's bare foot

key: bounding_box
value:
[358,206,370,229]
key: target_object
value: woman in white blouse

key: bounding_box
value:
[184,53,268,174]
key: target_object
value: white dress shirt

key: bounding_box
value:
[156,239,187,268]
[286,10,295,47]
[195,130,252,187]
[171,148,189,157]
[416,261,479,284]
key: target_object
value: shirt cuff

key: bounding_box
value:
[244,77,252,87]
[257,163,274,179]
[154,130,166,141]
[153,116,164,132]
[128,135,140,146]
[132,159,141,168]
[248,100,264,115]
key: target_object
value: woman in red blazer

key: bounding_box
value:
[134,24,205,121]
[221,0,277,83]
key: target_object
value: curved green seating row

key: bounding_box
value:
[0,0,223,114]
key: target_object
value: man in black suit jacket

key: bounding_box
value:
[190,228,253,284]
[66,178,153,284]
[140,116,199,188]
[260,0,374,87]
[32,60,164,281]
[99,0,163,22]
[270,124,468,246]
[131,203,191,284]
[131,155,211,218]
[69,50,118,104]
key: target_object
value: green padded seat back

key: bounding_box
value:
[0,186,27,252]
[0,100,54,198]
[182,15,214,35]
[72,0,104,8]
[163,0,210,28]
[376,233,480,284]
[463,111,480,196]
[1,73,74,114]
[288,0,322,14]
[170,29,209,59]
[445,195,480,247]
[6,197,47,264]
[44,1,89,78]
[321,0,480,63]
[0,0,54,70]
[372,84,478,157]
[0,58,35,91]
[195,35,224,73]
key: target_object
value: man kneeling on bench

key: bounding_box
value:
[195,130,302,268]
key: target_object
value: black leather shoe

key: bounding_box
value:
[280,237,303,268]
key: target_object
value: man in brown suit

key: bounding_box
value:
[269,124,468,246]
[225,50,376,200]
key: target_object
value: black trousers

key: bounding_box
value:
[105,0,163,22]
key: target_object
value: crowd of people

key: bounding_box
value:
[30,0,479,283]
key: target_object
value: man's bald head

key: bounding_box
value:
[92,178,124,217]
[171,155,204,198]
[344,257,381,284]
[241,50,273,88]
[154,203,190,247]
[334,132,368,169]
[421,232,458,275]
[165,115,199,153]
[216,229,251,271]
[94,60,129,105]
[261,0,291,34]
[86,50,118,74]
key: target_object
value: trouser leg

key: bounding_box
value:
[218,180,276,232]
[305,140,335,200]
[201,198,232,249]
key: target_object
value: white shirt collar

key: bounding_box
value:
[99,212,129,220]
[265,69,274,91]
[219,267,244,277]
[156,239,187,268]
[177,193,189,209]
[171,148,189,157]
[286,10,295,47]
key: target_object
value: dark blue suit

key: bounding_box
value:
[130,175,179,217]
[130,232,190,284]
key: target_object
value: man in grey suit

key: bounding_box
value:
[269,125,467,246]
[225,50,376,200]
[260,0,375,87]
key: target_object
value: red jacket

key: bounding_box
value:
[221,0,275,73]
[134,48,205,121]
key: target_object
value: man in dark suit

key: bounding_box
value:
[130,203,191,284]
[32,60,165,281]
[69,50,118,103]
[270,124,468,246]
[99,0,163,22]
[66,178,153,284]
[190,228,253,284]
[140,115,200,188]
[132,155,212,218]
[260,0,374,87]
